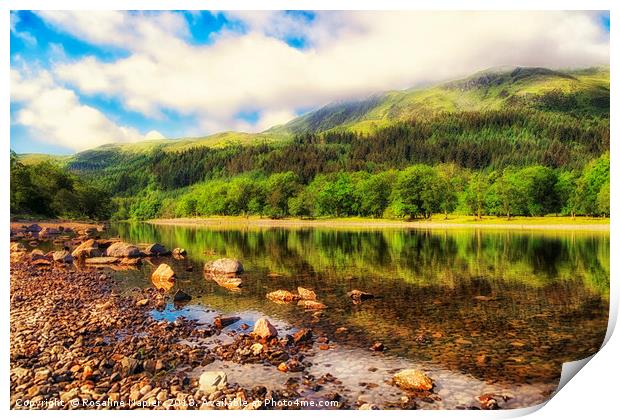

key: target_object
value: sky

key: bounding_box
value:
[10,10,610,155]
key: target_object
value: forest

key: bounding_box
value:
[11,96,610,222]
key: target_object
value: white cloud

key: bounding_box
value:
[11,69,162,151]
[12,11,610,150]
[49,11,608,135]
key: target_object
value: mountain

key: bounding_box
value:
[272,66,609,135]
[17,66,609,169]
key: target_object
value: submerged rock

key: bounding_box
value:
[348,289,374,302]
[106,241,141,258]
[151,264,175,290]
[205,258,244,275]
[393,369,434,391]
[212,276,243,290]
[297,287,317,301]
[266,290,300,303]
[253,318,278,339]
[297,300,327,310]
[199,371,227,394]
[292,328,313,344]
[85,257,120,265]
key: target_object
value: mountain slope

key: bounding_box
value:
[18,66,609,170]
[273,66,609,135]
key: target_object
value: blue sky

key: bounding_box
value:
[10,11,610,154]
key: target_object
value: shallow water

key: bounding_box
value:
[103,223,609,409]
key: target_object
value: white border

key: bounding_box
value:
[2,1,616,419]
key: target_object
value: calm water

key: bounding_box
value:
[105,222,609,409]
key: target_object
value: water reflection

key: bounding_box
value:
[108,222,609,405]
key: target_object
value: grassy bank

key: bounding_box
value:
[148,215,610,231]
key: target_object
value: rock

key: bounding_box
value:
[83,227,99,236]
[136,298,149,307]
[297,300,326,310]
[370,342,385,352]
[172,247,187,256]
[292,328,313,344]
[348,290,374,302]
[173,290,192,302]
[30,249,49,261]
[277,362,288,372]
[26,223,42,233]
[84,257,120,265]
[250,343,264,356]
[71,239,101,258]
[214,316,241,329]
[393,369,433,391]
[199,371,227,394]
[52,250,73,264]
[151,264,175,290]
[297,287,317,301]
[359,403,379,410]
[39,227,59,237]
[205,258,244,274]
[120,257,141,266]
[106,241,141,258]
[10,242,27,253]
[477,394,500,410]
[143,243,170,256]
[253,318,278,339]
[212,276,243,290]
[266,290,300,303]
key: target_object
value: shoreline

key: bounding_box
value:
[148,216,610,232]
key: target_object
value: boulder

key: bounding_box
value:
[52,250,74,264]
[348,290,374,302]
[393,369,433,391]
[143,243,170,256]
[205,258,244,275]
[151,264,175,290]
[106,242,141,258]
[266,290,300,303]
[85,257,120,265]
[71,239,101,258]
[253,317,278,339]
[297,300,327,310]
[199,371,227,394]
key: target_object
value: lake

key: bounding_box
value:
[106,222,609,409]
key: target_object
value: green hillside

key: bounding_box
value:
[274,66,609,135]
[12,66,610,222]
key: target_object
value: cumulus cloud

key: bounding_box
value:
[11,11,609,150]
[11,69,163,151]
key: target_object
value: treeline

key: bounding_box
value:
[73,109,609,197]
[115,154,609,220]
[10,152,113,220]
